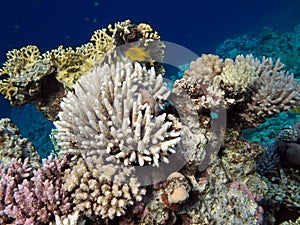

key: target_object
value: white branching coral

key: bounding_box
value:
[54,59,181,167]
[243,57,300,122]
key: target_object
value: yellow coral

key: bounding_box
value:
[6,45,40,75]
[137,22,160,40]
[42,45,94,89]
[221,54,258,93]
[0,45,41,101]
[90,28,114,54]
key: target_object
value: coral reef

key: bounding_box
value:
[276,122,300,166]
[173,54,225,110]
[1,19,300,224]
[242,111,300,144]
[139,147,266,225]
[242,58,300,125]
[174,53,300,130]
[255,121,300,224]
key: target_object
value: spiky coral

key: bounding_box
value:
[243,58,300,124]
[0,155,72,224]
[54,59,180,167]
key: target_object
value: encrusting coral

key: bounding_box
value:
[249,120,300,224]
[54,58,180,167]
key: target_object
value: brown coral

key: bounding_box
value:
[0,118,40,168]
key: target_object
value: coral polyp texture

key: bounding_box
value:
[64,155,146,219]
[0,155,72,224]
[54,59,180,167]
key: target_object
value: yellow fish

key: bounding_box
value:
[125,47,151,61]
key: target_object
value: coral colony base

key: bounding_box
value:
[0,19,300,225]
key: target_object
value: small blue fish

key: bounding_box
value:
[210,112,219,119]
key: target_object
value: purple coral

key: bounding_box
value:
[0,155,72,224]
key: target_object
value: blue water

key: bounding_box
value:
[1,0,300,156]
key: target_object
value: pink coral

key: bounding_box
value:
[0,155,72,224]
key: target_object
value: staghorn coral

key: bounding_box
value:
[63,155,145,220]
[0,158,33,224]
[54,211,86,225]
[54,59,180,167]
[0,118,40,168]
[0,155,72,224]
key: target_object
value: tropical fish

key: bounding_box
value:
[210,111,219,119]
[125,47,151,61]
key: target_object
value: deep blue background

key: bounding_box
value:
[1,0,300,118]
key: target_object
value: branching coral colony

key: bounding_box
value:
[0,19,300,225]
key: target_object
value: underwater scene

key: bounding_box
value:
[0,0,300,224]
